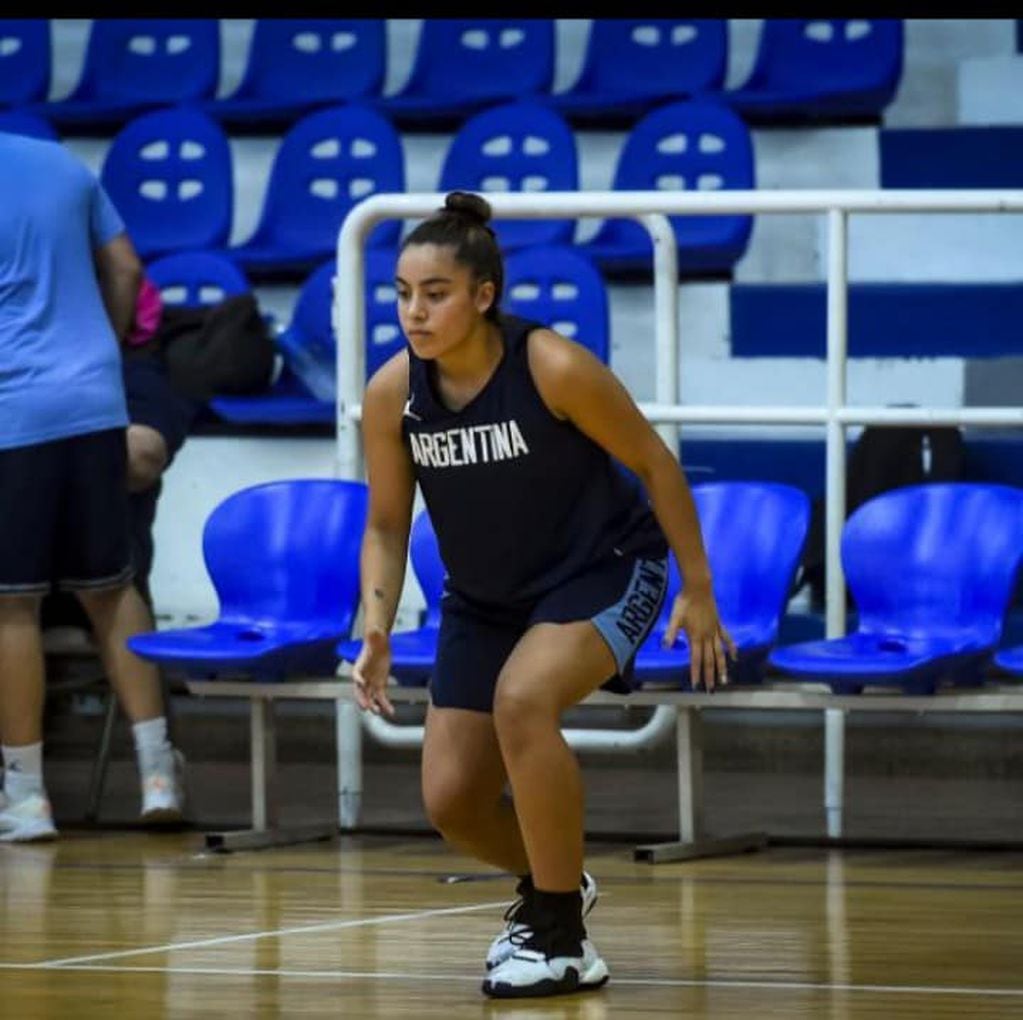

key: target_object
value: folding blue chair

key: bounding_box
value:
[0,109,57,141]
[0,19,50,106]
[439,101,578,253]
[146,250,251,308]
[546,20,727,126]
[100,107,233,261]
[503,245,610,363]
[127,479,368,679]
[34,19,220,132]
[337,508,444,687]
[226,104,403,280]
[633,483,811,689]
[203,20,385,131]
[718,19,904,123]
[576,98,754,279]
[377,20,554,129]
[769,483,1023,695]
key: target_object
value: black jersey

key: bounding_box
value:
[402,314,667,608]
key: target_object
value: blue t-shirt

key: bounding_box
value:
[0,134,129,449]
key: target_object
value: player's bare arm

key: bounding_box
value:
[527,328,736,689]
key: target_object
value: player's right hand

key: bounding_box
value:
[352,628,395,717]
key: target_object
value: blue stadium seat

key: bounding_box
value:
[127,479,368,679]
[363,248,404,378]
[100,107,233,261]
[376,20,555,129]
[545,20,727,127]
[769,483,1023,695]
[34,19,220,132]
[439,101,578,253]
[717,19,904,124]
[633,483,811,689]
[274,249,402,402]
[576,99,754,280]
[207,371,336,428]
[337,508,444,687]
[203,19,385,131]
[993,645,1023,677]
[146,250,251,308]
[226,104,403,281]
[0,19,50,106]
[503,245,610,363]
[271,260,337,404]
[0,109,57,140]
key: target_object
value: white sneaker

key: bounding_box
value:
[0,791,58,843]
[140,748,186,824]
[482,935,609,999]
[486,871,598,971]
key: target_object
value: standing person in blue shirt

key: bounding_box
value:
[0,132,186,841]
[350,191,735,999]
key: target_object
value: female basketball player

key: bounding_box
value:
[351,192,734,1000]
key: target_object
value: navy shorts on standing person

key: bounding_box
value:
[430,553,670,713]
[0,428,133,596]
[122,353,200,603]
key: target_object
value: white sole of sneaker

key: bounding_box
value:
[482,962,610,1000]
[0,826,58,844]
[139,806,184,825]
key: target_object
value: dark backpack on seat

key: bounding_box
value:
[798,424,966,611]
[155,293,276,402]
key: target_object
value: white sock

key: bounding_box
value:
[2,742,45,801]
[132,716,172,773]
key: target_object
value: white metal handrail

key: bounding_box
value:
[334,188,1023,838]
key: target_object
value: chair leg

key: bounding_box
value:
[84,691,119,822]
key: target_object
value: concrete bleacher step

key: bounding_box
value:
[881,125,1023,187]
[729,281,1023,358]
[677,431,1023,496]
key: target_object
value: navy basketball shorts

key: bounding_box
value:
[0,428,134,597]
[429,554,669,713]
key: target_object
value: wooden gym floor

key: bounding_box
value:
[0,832,1020,1018]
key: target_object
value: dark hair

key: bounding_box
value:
[401,191,504,321]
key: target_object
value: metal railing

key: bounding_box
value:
[333,188,1023,837]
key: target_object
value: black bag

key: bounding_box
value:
[797,424,966,610]
[155,293,276,402]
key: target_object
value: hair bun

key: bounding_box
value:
[443,190,493,227]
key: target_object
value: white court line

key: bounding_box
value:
[0,962,1020,999]
[34,899,509,968]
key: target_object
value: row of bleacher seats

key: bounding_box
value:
[2,99,755,281]
[1,19,905,133]
[126,478,1023,697]
[146,243,611,427]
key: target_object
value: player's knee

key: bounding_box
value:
[493,678,557,757]
[422,774,480,838]
[126,424,168,493]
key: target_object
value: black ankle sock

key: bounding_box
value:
[532,889,584,935]
[515,873,534,898]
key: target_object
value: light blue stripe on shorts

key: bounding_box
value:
[591,556,669,671]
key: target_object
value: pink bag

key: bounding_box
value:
[126,276,163,347]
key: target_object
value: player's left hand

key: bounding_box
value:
[662,587,737,691]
